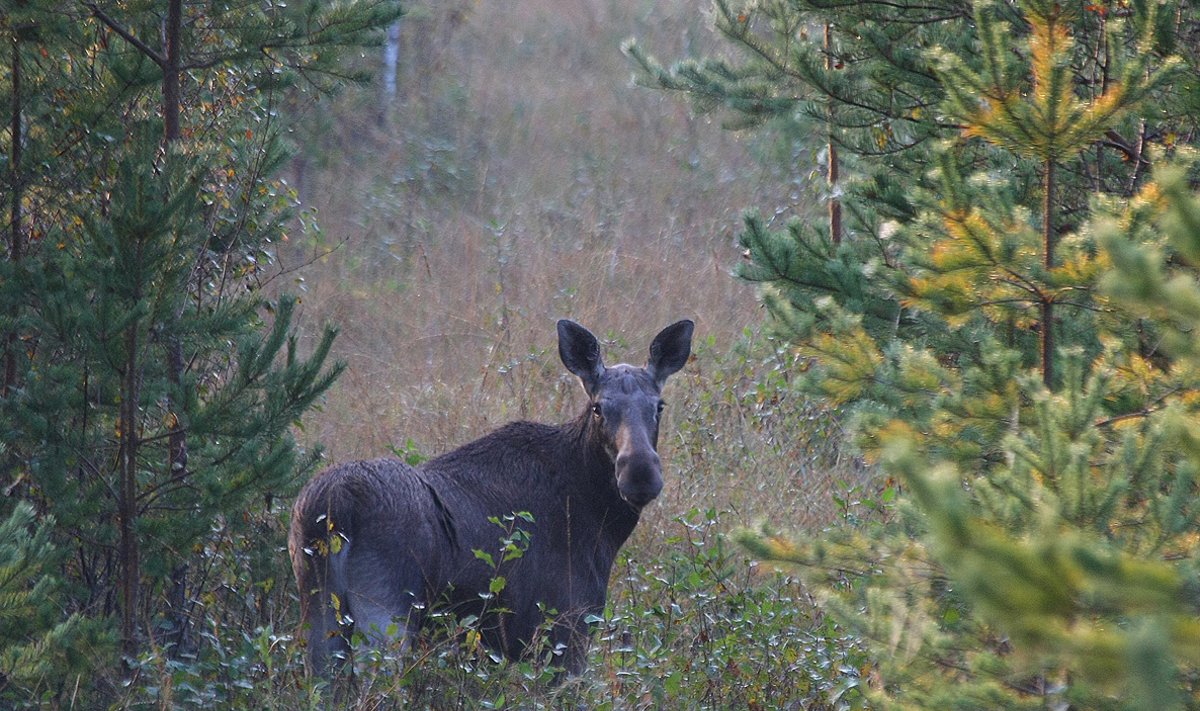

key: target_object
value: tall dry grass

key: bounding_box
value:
[279,0,868,543]
[133,4,884,705]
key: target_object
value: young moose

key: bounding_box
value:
[290,319,694,675]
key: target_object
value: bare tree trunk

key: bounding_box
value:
[85,0,195,665]
[162,2,185,466]
[163,0,182,144]
[118,271,142,666]
[825,23,842,246]
[5,34,23,397]
[1041,158,1056,388]
[162,0,192,655]
[380,19,402,124]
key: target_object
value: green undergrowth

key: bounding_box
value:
[111,508,868,710]
[93,330,878,710]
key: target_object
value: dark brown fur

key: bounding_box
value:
[289,320,693,675]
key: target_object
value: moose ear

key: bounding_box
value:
[558,320,604,396]
[647,319,694,388]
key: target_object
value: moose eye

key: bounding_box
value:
[591,402,603,418]
[656,401,666,417]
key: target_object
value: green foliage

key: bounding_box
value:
[0,502,112,705]
[932,0,1178,163]
[598,508,868,711]
[0,0,396,702]
[626,0,970,240]
[127,506,866,710]
[4,112,345,621]
[638,0,1200,707]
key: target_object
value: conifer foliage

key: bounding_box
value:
[927,0,1176,387]
[0,502,107,701]
[638,0,1200,706]
[1,1,398,702]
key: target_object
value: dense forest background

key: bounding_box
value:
[4,0,1200,708]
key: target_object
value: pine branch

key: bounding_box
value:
[82,3,165,66]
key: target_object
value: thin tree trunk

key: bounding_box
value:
[1041,158,1056,388]
[380,20,401,125]
[163,0,192,655]
[825,23,842,246]
[5,35,23,397]
[163,0,182,144]
[85,0,191,665]
[163,0,185,471]
[118,280,142,666]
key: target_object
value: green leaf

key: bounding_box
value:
[489,576,507,595]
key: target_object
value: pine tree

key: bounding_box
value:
[637,0,1200,706]
[744,163,1200,703]
[626,0,972,250]
[1,0,398,693]
[629,0,1193,401]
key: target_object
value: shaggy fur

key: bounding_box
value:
[290,320,693,675]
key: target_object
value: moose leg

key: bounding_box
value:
[550,607,600,678]
[345,554,424,671]
[302,588,352,676]
[346,588,412,668]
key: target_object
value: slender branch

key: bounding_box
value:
[259,234,352,290]
[974,296,1042,308]
[1051,299,1109,314]
[163,0,182,142]
[807,0,966,15]
[83,2,165,66]
[1093,388,1181,428]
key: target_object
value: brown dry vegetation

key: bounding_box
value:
[154,2,879,706]
[280,0,866,541]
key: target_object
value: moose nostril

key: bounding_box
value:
[616,451,663,507]
[616,451,660,472]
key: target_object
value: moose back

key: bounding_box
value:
[289,319,694,675]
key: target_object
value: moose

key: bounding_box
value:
[289,319,694,676]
